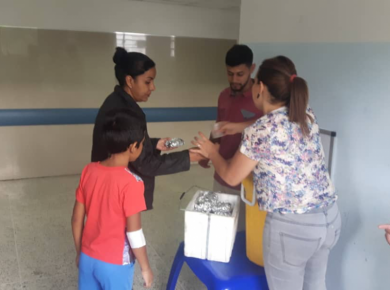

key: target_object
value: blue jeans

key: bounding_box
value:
[263,203,341,290]
[78,253,135,290]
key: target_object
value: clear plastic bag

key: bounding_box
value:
[211,123,225,139]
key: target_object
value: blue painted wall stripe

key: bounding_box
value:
[0,107,217,126]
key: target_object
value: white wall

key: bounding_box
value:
[240,0,390,43]
[240,1,390,289]
[0,0,238,180]
[0,27,235,180]
[0,0,239,40]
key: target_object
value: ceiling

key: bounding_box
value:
[130,0,241,10]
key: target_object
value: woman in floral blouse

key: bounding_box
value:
[192,56,341,290]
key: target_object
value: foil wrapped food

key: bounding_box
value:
[165,138,185,148]
[194,191,233,216]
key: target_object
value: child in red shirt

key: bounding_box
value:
[72,109,153,289]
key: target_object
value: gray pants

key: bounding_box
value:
[263,203,341,290]
[213,179,246,232]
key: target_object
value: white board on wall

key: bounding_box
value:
[320,129,336,177]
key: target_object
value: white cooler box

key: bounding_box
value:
[181,187,240,263]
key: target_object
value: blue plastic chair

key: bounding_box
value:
[166,232,268,290]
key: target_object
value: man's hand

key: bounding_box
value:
[219,122,243,136]
[199,159,211,168]
[189,151,206,162]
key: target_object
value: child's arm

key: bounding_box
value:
[127,213,153,288]
[71,200,85,268]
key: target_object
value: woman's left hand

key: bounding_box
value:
[190,132,219,159]
[156,138,175,151]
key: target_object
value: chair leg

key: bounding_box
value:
[166,243,185,290]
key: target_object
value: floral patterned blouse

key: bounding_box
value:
[240,106,336,214]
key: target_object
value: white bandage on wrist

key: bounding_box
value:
[127,229,146,249]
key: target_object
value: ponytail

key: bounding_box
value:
[257,56,311,137]
[289,76,309,136]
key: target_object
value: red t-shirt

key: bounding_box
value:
[76,162,146,265]
[214,87,263,190]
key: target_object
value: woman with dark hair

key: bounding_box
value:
[192,56,340,290]
[92,47,203,210]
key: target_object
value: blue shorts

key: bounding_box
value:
[79,253,135,290]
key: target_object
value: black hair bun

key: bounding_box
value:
[113,47,128,65]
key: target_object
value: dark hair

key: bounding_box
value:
[225,45,253,67]
[113,47,156,87]
[257,56,310,136]
[102,109,146,155]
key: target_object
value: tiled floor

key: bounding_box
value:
[0,165,213,290]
